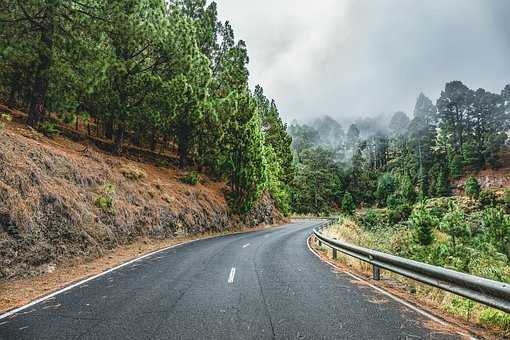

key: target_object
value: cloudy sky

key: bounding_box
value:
[216,0,510,123]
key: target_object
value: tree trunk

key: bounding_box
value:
[28,5,55,128]
[7,72,20,108]
[150,129,157,151]
[114,121,125,154]
[105,116,114,140]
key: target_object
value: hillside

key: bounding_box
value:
[0,121,283,281]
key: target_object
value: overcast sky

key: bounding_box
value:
[216,0,510,124]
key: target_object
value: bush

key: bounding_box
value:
[375,173,396,207]
[95,195,113,211]
[0,113,12,130]
[504,189,510,211]
[478,189,497,207]
[94,182,115,212]
[181,171,200,185]
[358,208,384,229]
[482,208,510,258]
[440,203,471,254]
[399,175,416,205]
[449,154,463,179]
[479,309,510,333]
[39,120,59,137]
[464,176,480,199]
[341,192,356,215]
[409,205,436,246]
[120,165,147,180]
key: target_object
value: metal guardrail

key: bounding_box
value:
[312,219,510,314]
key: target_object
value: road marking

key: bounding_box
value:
[228,267,236,284]
[242,243,250,248]
[0,225,287,321]
[0,239,200,320]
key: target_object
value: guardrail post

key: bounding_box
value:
[372,265,380,281]
[332,248,338,260]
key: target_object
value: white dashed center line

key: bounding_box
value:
[228,267,236,284]
[242,243,250,248]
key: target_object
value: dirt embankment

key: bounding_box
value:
[0,123,284,281]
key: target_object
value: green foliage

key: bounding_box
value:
[504,189,510,211]
[0,113,11,130]
[358,209,384,229]
[464,176,480,199]
[481,208,510,258]
[94,182,116,212]
[409,206,436,246]
[39,121,59,137]
[478,190,498,207]
[479,309,510,332]
[341,192,356,215]
[375,173,396,207]
[291,147,343,215]
[180,171,200,185]
[449,154,463,179]
[434,168,450,197]
[439,202,471,255]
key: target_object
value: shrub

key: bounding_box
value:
[504,189,510,211]
[181,171,200,185]
[409,205,436,246]
[478,189,497,207]
[449,154,463,179]
[341,192,356,215]
[94,182,116,212]
[399,175,416,205]
[464,176,480,199]
[39,120,59,137]
[440,203,471,254]
[95,195,113,211]
[479,309,510,333]
[358,208,384,229]
[375,173,396,207]
[434,168,450,197]
[120,165,147,180]
[388,205,412,225]
[482,208,510,258]
[0,113,12,130]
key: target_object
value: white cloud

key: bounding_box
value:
[216,1,510,123]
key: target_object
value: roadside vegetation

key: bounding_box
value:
[0,0,293,217]
[289,84,510,333]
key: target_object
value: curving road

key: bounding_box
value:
[0,220,459,339]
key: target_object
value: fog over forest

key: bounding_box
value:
[217,0,510,123]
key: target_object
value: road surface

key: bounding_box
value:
[0,220,459,339]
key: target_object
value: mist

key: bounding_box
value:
[216,0,510,123]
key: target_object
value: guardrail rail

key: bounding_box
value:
[312,220,510,314]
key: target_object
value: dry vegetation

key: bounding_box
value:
[0,120,283,284]
[315,220,510,339]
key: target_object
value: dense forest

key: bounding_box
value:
[290,82,510,308]
[0,0,293,215]
[289,82,510,214]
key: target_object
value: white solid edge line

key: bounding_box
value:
[0,238,204,321]
[228,267,236,284]
[306,235,478,340]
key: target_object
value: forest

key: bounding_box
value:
[0,0,294,215]
[2,1,510,290]
[290,81,510,301]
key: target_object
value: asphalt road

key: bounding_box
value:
[0,220,460,339]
